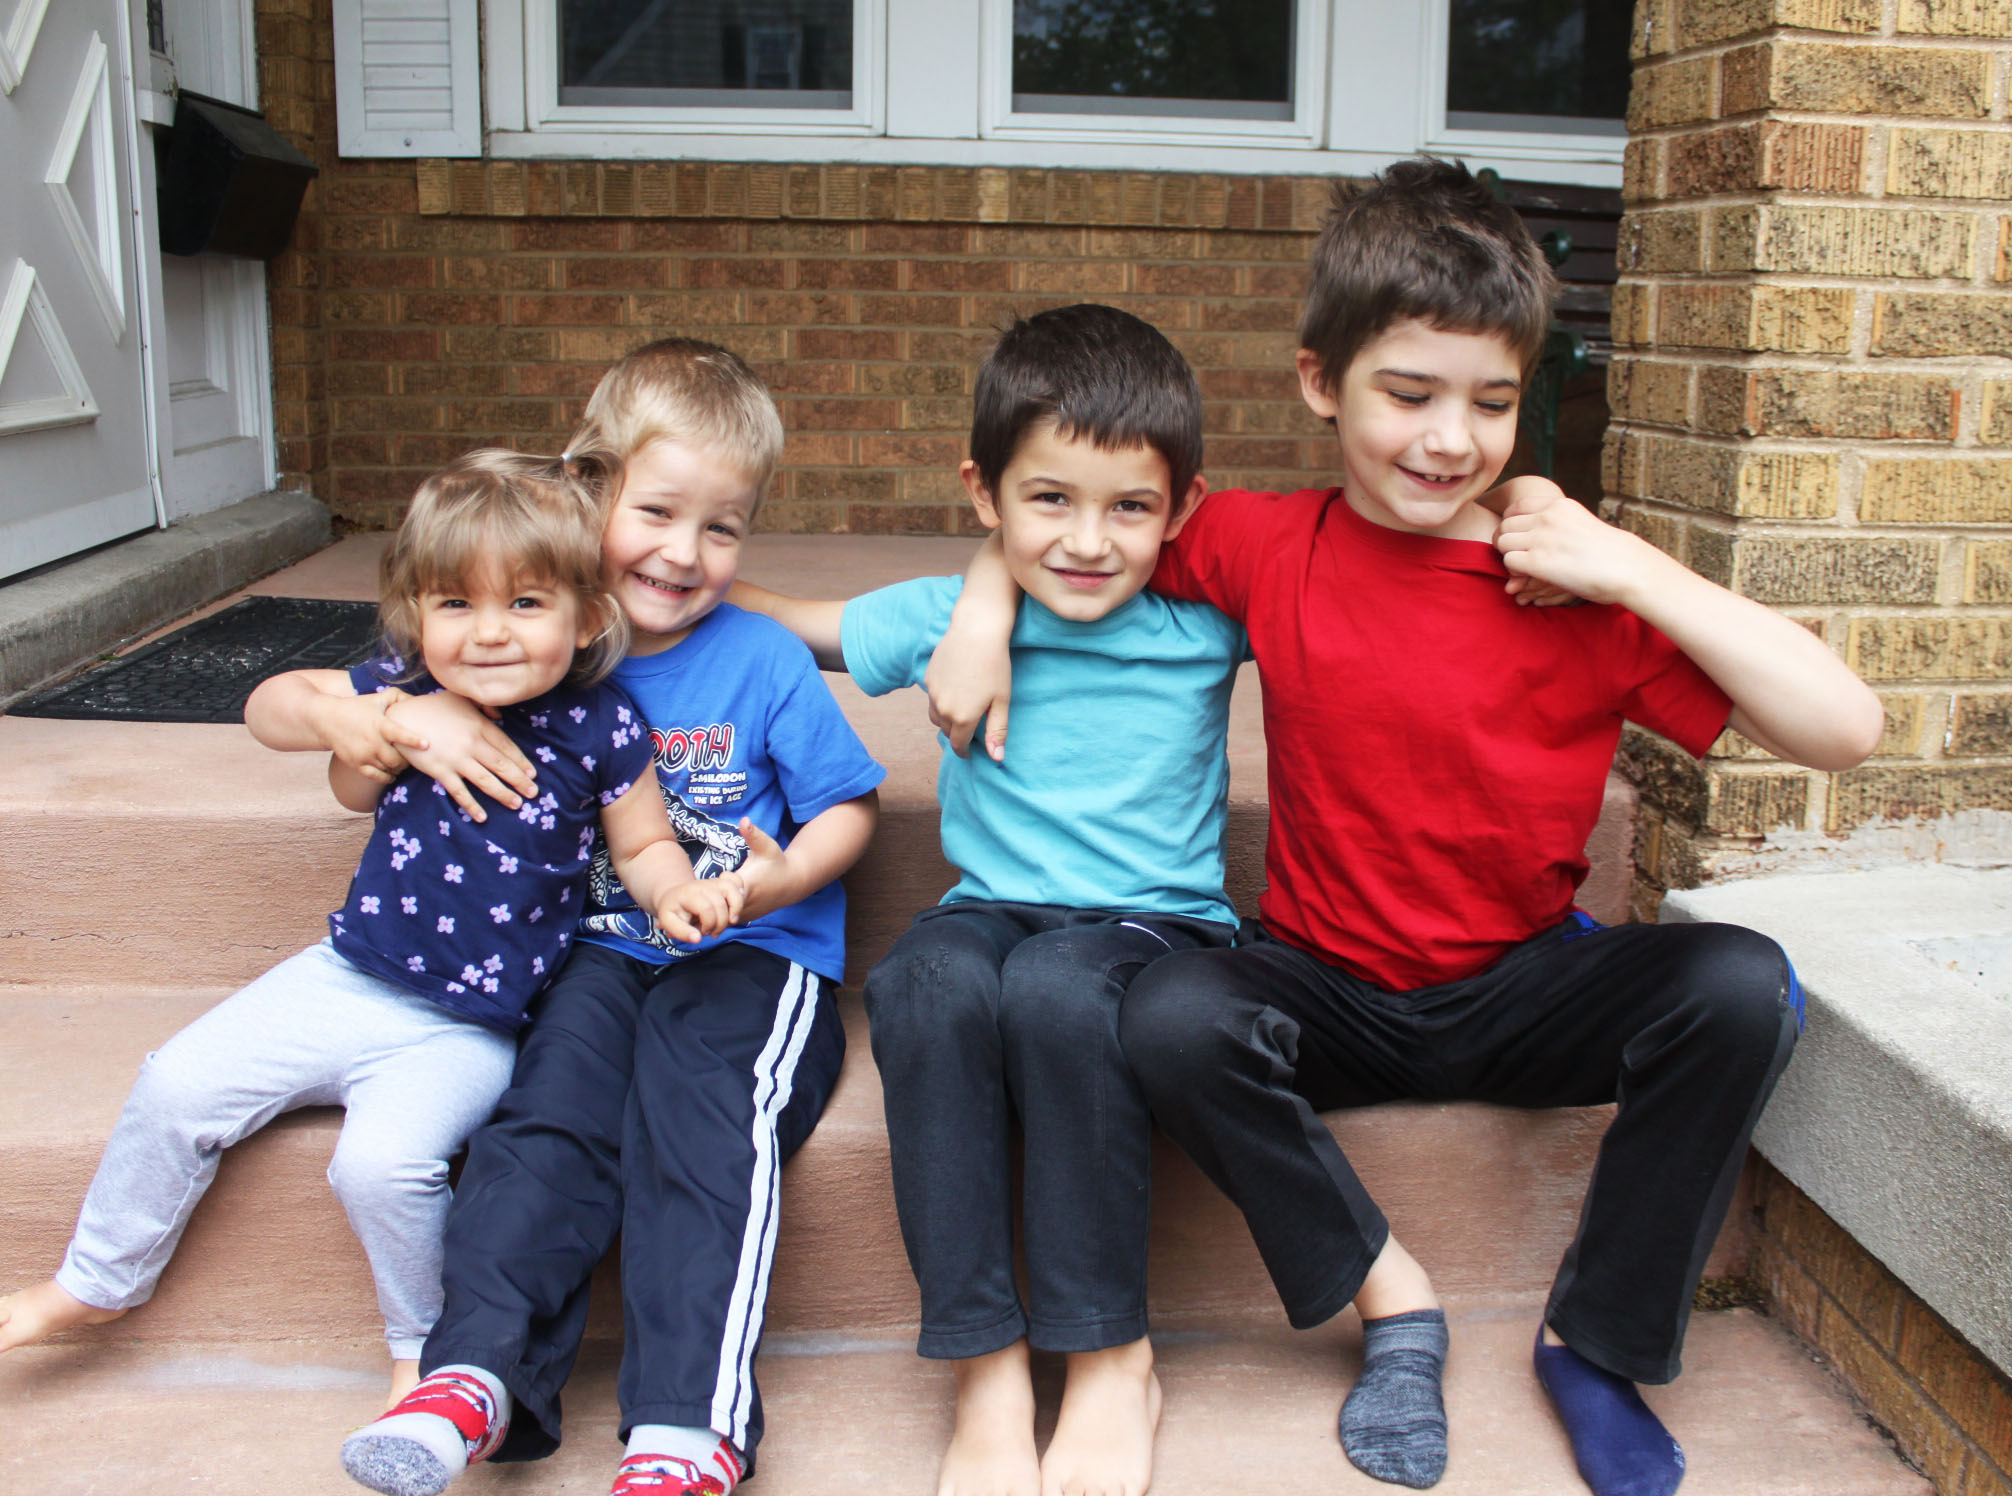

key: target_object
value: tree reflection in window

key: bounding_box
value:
[1012,0,1293,119]
[559,0,852,106]
[1445,0,1628,129]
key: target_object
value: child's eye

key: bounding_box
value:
[1388,390,1429,407]
[707,521,742,539]
[1113,498,1153,514]
[1031,490,1068,507]
[1477,400,1516,415]
[435,597,470,610]
[511,596,547,610]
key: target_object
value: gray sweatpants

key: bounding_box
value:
[56,940,516,1358]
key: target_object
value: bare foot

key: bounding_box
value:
[940,1340,1041,1496]
[385,1357,421,1409]
[0,1279,126,1352]
[1040,1338,1161,1496]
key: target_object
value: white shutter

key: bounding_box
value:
[333,0,480,158]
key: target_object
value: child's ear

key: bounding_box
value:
[1295,348,1341,421]
[1161,474,1209,542]
[959,460,1004,531]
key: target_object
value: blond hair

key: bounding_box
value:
[378,449,629,687]
[564,338,784,510]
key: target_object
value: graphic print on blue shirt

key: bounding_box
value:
[575,605,886,982]
[328,655,656,1032]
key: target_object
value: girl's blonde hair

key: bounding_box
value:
[562,338,784,512]
[379,449,629,687]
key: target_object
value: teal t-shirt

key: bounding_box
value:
[841,577,1245,926]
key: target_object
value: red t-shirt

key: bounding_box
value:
[1154,488,1731,990]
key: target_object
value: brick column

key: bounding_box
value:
[1610,0,2012,911]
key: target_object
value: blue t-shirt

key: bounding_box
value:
[576,604,886,982]
[329,657,655,1032]
[841,578,1245,926]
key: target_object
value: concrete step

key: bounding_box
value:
[0,984,1744,1346]
[0,534,1635,992]
[0,1309,1929,1496]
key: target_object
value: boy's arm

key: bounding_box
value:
[244,668,421,784]
[726,581,847,671]
[598,776,741,943]
[327,754,387,814]
[733,790,879,925]
[1494,484,1885,770]
[245,666,539,818]
[923,534,1020,761]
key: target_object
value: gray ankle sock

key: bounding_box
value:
[1339,1308,1450,1489]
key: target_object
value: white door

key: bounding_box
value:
[154,0,273,517]
[0,0,157,582]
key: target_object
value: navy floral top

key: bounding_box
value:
[326,655,654,1032]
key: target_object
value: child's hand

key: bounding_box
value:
[315,688,426,785]
[651,876,744,944]
[732,818,800,924]
[383,692,540,823]
[923,618,1012,761]
[1492,482,1656,609]
[1477,476,1583,607]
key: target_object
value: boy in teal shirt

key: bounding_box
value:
[736,304,1243,1496]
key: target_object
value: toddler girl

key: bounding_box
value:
[0,450,735,1403]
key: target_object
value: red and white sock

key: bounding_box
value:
[340,1365,511,1496]
[608,1425,745,1495]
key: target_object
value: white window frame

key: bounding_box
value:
[978,0,1329,152]
[522,0,884,138]
[470,0,1623,188]
[1419,0,1625,173]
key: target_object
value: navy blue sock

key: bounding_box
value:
[1533,1332,1685,1496]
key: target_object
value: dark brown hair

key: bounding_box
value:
[968,304,1204,506]
[1298,157,1556,395]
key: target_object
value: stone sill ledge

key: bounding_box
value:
[1663,864,2012,1378]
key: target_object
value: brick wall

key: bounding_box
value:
[254,2,1335,534]
[1610,0,2012,908]
[1750,1158,2012,1496]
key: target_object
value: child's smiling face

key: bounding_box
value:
[600,438,759,654]
[1300,319,1524,541]
[962,421,1203,624]
[418,563,588,708]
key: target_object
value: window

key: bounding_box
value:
[361,0,1625,186]
[558,0,855,110]
[1425,0,1629,166]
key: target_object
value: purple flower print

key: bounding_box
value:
[407,955,426,973]
[444,864,464,884]
[437,915,456,934]
[491,904,512,923]
[359,896,380,914]
[401,896,418,915]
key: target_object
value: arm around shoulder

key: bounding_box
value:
[1492,486,1882,770]
[726,580,847,671]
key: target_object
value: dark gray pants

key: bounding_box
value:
[1119,915,1801,1385]
[862,901,1234,1359]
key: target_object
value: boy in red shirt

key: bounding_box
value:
[932,159,1882,1496]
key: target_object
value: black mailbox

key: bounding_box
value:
[156,90,319,260]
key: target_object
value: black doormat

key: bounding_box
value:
[10,596,381,723]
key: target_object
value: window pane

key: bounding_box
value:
[559,1,854,109]
[1012,0,1294,121]
[1445,0,1629,132]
